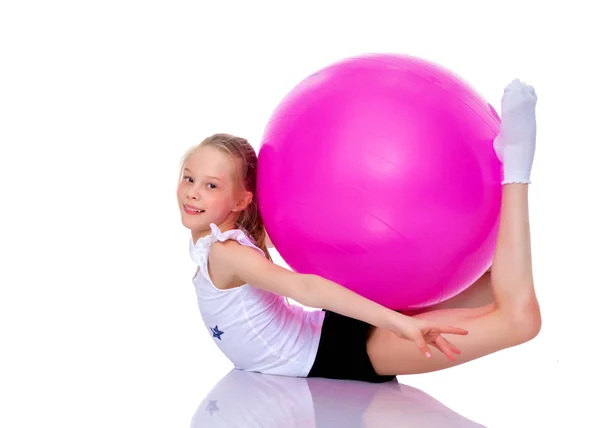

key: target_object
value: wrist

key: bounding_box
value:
[384,309,411,335]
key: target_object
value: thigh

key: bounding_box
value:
[366,301,540,376]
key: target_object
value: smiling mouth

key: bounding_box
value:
[183,205,205,214]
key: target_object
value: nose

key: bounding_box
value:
[186,184,201,200]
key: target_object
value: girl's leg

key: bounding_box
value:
[436,271,494,309]
[368,185,540,375]
[367,80,541,376]
[404,270,494,314]
[405,196,495,313]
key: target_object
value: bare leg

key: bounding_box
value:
[367,81,541,375]
[404,271,494,314]
[404,252,494,315]
[367,184,540,375]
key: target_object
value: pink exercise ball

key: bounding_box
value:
[257,54,502,310]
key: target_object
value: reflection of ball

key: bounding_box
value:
[257,54,502,310]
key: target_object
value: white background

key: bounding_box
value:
[1,1,598,427]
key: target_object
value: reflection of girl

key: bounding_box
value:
[190,369,486,427]
[179,79,540,383]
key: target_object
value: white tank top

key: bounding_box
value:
[189,223,326,377]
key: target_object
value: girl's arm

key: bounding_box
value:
[209,240,403,332]
[210,240,468,359]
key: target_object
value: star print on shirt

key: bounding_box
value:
[206,400,219,415]
[210,325,224,340]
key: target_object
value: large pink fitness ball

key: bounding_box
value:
[257,54,502,310]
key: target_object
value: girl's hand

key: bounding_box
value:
[391,314,469,361]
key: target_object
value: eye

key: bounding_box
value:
[183,175,193,183]
[206,183,217,189]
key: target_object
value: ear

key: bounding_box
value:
[233,190,253,212]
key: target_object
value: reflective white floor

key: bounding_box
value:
[192,369,486,427]
[187,339,590,428]
[1,329,591,428]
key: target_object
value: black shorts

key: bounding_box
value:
[307,310,396,383]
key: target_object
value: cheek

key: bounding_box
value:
[176,185,185,199]
[213,193,235,209]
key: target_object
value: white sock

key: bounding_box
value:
[493,79,538,184]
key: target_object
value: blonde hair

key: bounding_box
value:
[179,133,272,261]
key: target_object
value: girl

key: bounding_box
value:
[177,79,541,383]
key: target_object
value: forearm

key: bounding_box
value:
[299,274,403,331]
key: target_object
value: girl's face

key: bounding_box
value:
[177,146,251,242]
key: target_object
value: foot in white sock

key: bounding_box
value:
[493,79,538,184]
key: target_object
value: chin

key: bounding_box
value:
[180,218,193,231]
[180,212,199,228]
[181,216,201,229]
[181,213,212,233]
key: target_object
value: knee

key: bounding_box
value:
[509,298,542,344]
